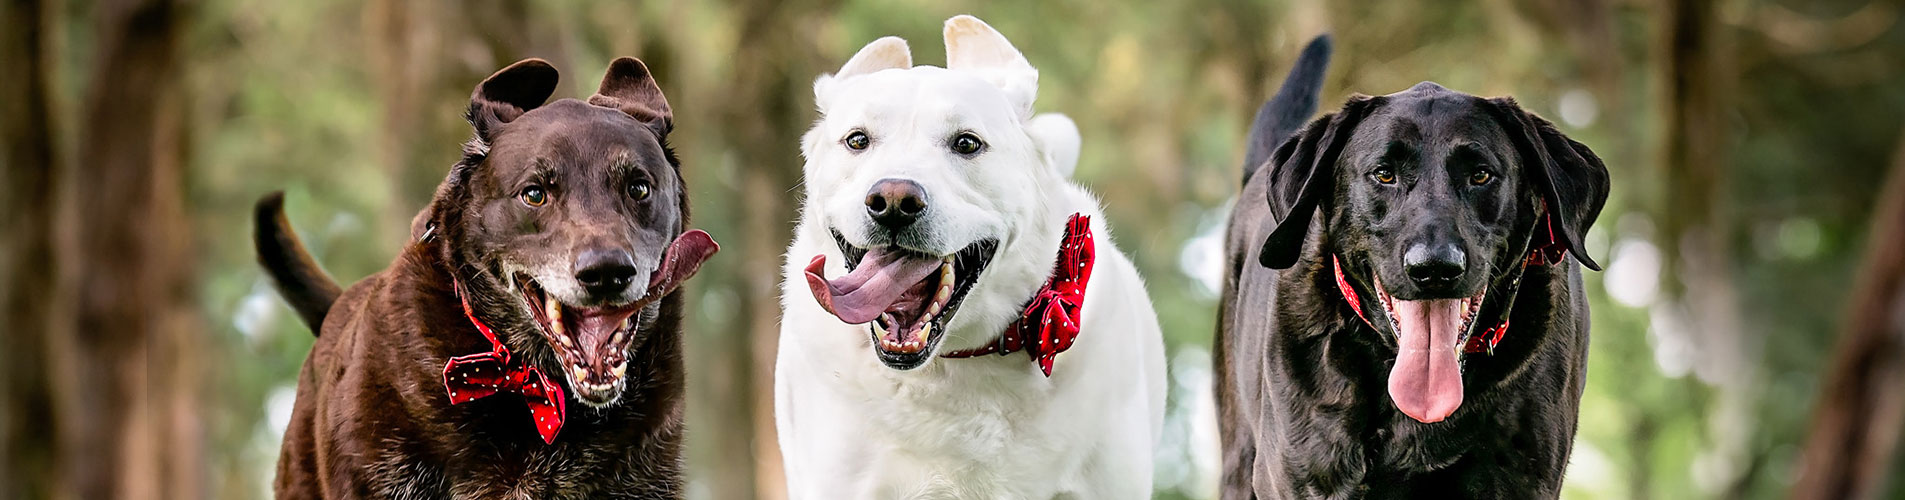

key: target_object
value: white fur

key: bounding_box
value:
[775,15,1166,499]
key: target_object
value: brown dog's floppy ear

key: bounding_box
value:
[468,58,560,140]
[1258,95,1380,269]
[1484,97,1610,271]
[590,57,673,137]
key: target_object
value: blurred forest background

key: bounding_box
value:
[3,0,1905,499]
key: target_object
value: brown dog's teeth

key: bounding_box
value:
[571,365,588,384]
[610,362,626,380]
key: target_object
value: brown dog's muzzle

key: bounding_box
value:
[519,230,718,406]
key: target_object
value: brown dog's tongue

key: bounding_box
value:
[1387,299,1466,423]
[805,248,943,325]
[647,230,719,295]
[562,230,720,364]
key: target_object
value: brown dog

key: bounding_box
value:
[254,57,717,499]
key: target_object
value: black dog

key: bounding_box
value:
[255,58,717,498]
[1216,36,1609,498]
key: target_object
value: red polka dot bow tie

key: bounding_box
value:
[944,213,1095,377]
[442,281,567,444]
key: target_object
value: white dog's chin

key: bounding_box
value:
[804,231,999,370]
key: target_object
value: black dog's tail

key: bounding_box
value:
[1242,34,1333,184]
[254,192,342,334]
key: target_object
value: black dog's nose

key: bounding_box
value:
[1404,243,1466,286]
[865,178,928,230]
[575,249,639,297]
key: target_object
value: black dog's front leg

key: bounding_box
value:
[1408,430,1569,499]
[1256,411,1375,500]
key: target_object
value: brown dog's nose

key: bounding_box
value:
[865,178,928,230]
[575,248,639,297]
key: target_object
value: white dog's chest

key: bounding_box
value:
[838,392,1082,499]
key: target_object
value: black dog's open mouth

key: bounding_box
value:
[1368,273,1485,424]
[515,230,719,407]
[804,230,998,370]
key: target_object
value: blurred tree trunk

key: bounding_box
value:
[0,0,63,498]
[366,0,439,238]
[1652,1,1742,498]
[1660,0,1743,378]
[701,2,836,499]
[1790,133,1905,500]
[51,0,204,498]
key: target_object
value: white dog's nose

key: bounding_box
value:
[865,178,928,230]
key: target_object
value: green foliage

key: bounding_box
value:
[157,0,1904,498]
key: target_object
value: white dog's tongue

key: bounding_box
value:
[804,249,943,324]
[1387,298,1466,423]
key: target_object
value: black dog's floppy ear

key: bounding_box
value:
[1258,95,1379,269]
[590,57,674,137]
[469,58,560,140]
[1485,97,1610,271]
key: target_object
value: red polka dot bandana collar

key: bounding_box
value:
[441,280,568,444]
[943,213,1094,377]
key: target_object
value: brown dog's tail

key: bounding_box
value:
[1242,34,1332,184]
[254,192,342,334]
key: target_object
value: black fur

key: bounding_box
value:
[1217,42,1609,499]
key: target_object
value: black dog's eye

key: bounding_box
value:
[1371,166,1397,185]
[845,131,870,151]
[626,180,652,201]
[950,133,984,155]
[1470,170,1493,186]
[519,185,548,207]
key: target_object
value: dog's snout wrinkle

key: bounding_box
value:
[575,248,640,297]
[1403,243,1466,287]
[865,178,929,230]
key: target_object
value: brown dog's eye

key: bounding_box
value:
[1470,171,1493,185]
[950,133,984,155]
[845,131,870,151]
[1372,167,1396,185]
[626,180,651,201]
[520,186,548,207]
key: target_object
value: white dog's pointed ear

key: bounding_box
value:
[838,36,912,79]
[944,15,1038,117]
[816,36,911,110]
[1026,113,1081,177]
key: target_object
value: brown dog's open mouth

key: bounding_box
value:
[1369,273,1485,424]
[519,230,718,406]
[804,231,997,370]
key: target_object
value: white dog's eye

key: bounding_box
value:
[844,131,870,151]
[950,133,984,156]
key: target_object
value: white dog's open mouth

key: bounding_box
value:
[804,230,998,370]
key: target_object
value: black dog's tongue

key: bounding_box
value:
[1388,298,1466,423]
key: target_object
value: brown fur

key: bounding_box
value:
[259,58,695,499]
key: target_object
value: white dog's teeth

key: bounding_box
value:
[919,321,932,339]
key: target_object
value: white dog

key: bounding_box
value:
[774,15,1167,500]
